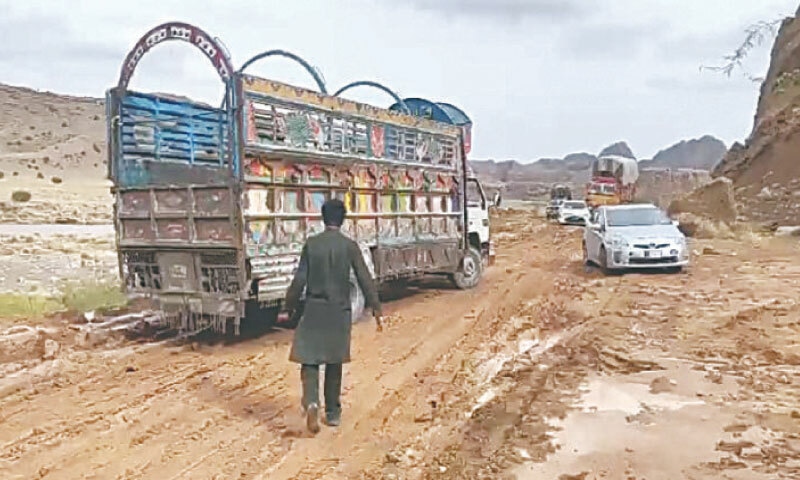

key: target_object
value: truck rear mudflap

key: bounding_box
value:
[120,248,245,334]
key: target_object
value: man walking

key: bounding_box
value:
[278,198,382,434]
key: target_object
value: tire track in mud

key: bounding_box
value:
[0,212,565,479]
[260,225,576,479]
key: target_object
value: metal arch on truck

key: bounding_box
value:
[238,49,328,94]
[388,98,473,155]
[116,22,235,90]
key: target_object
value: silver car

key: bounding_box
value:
[583,204,689,273]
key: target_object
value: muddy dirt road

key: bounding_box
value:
[1,210,799,479]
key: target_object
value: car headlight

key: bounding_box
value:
[671,236,686,247]
[611,235,629,248]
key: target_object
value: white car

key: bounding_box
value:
[558,200,591,225]
[583,204,689,273]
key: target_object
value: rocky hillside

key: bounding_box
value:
[640,135,727,170]
[473,137,721,201]
[712,6,800,225]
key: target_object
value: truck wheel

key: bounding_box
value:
[350,274,366,323]
[451,246,482,289]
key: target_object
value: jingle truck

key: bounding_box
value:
[106,22,495,334]
[585,154,639,209]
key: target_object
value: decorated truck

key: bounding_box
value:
[106,22,495,335]
[585,155,639,209]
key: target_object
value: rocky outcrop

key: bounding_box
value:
[598,141,635,159]
[636,169,712,208]
[640,136,727,170]
[711,7,800,224]
[667,177,738,224]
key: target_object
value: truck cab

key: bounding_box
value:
[466,176,493,266]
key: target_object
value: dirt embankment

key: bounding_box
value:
[1,210,799,480]
[713,6,800,225]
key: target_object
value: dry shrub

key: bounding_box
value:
[11,190,32,202]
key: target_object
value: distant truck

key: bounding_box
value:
[550,183,572,201]
[585,155,638,209]
[105,22,495,335]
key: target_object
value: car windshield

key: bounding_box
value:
[606,208,672,227]
[564,202,586,209]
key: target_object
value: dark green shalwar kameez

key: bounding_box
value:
[284,228,381,420]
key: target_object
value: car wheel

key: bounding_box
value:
[582,242,592,266]
[599,245,611,275]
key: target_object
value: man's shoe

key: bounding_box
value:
[306,403,320,434]
[325,412,341,427]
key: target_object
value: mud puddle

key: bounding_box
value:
[512,359,779,480]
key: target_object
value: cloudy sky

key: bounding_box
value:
[0,0,797,160]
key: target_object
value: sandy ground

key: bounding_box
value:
[0,223,116,294]
[0,209,799,479]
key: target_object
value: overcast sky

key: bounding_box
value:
[0,0,796,161]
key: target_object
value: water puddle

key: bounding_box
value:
[512,360,775,480]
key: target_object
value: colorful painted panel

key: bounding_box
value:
[276,219,304,246]
[381,194,396,213]
[246,158,273,179]
[353,167,377,188]
[242,75,462,135]
[415,196,429,213]
[431,195,447,213]
[305,191,329,214]
[357,193,376,214]
[432,217,448,237]
[356,220,378,244]
[281,190,302,214]
[246,188,272,215]
[274,165,303,184]
[306,165,331,185]
[379,218,395,240]
[415,217,432,238]
[306,218,325,237]
[245,220,275,256]
[447,217,460,237]
[398,218,414,239]
[398,193,412,213]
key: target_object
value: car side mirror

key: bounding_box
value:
[672,220,679,226]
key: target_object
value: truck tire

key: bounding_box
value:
[350,272,366,323]
[450,246,482,289]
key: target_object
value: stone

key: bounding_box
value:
[42,339,60,360]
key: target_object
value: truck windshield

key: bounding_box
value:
[564,201,586,209]
[466,180,483,207]
[607,208,672,227]
[589,183,615,195]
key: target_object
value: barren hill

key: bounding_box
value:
[0,83,110,224]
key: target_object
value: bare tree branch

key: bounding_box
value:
[700,18,784,81]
